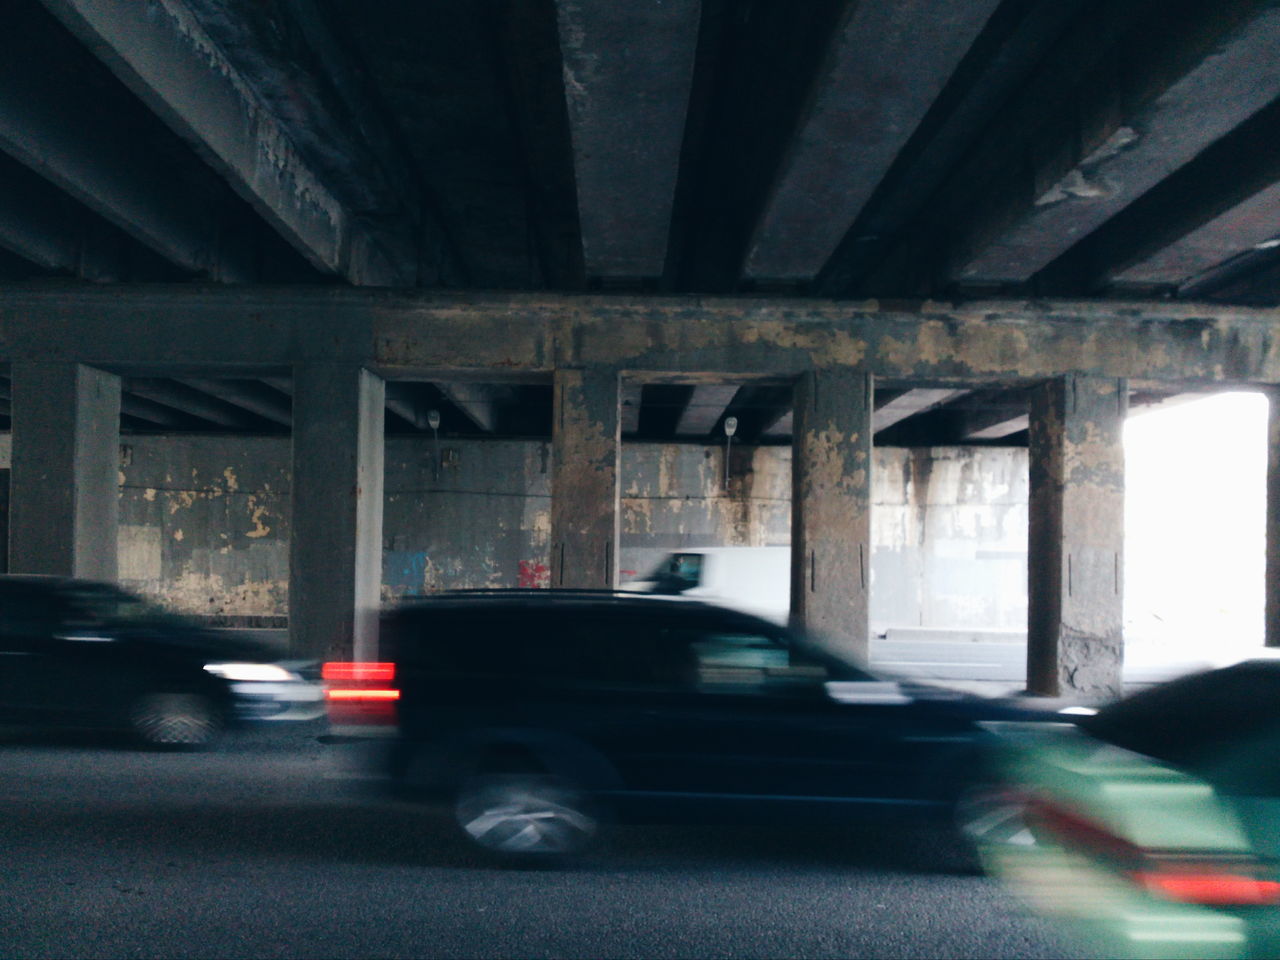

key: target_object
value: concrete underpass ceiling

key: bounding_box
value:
[0,0,1276,442]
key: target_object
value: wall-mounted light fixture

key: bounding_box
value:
[427,409,441,481]
[723,415,738,490]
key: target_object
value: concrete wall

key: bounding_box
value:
[873,447,1028,631]
[43,434,1026,631]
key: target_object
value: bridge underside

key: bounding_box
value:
[2,289,1277,698]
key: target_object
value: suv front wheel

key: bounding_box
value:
[453,773,598,857]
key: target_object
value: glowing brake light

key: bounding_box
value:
[1134,869,1280,906]
[322,661,399,716]
[325,688,400,701]
[322,662,396,683]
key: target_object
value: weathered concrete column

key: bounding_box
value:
[9,362,120,579]
[551,367,620,589]
[1027,375,1127,698]
[791,368,873,660]
[1267,387,1280,647]
[290,365,384,661]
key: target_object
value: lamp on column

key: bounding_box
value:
[723,416,738,491]
[427,409,441,481]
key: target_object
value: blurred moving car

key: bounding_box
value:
[0,576,323,747]
[967,659,1280,960]
[326,589,1050,859]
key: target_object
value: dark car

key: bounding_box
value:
[0,576,323,747]
[327,589,1045,858]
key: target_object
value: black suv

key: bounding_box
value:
[343,590,1034,857]
[0,576,322,746]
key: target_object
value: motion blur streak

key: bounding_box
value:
[326,689,401,701]
[322,662,396,682]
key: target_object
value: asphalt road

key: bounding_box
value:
[0,725,1077,960]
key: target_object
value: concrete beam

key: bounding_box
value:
[0,154,125,279]
[290,365,385,660]
[791,369,873,659]
[745,0,1003,281]
[125,379,263,430]
[120,393,192,429]
[0,5,252,280]
[1117,181,1280,288]
[1027,375,1126,698]
[436,383,508,434]
[551,367,620,588]
[815,0,1092,295]
[0,288,1276,387]
[722,384,793,443]
[957,3,1280,284]
[556,0,700,277]
[958,391,1031,440]
[383,382,431,432]
[42,0,410,285]
[178,378,292,427]
[9,362,120,579]
[675,385,740,438]
[872,389,969,432]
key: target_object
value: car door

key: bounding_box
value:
[628,616,967,812]
[0,586,101,720]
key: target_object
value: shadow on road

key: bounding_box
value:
[1,792,977,876]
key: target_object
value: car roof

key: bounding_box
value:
[388,589,778,622]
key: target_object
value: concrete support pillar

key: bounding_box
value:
[551,367,620,589]
[1027,375,1127,698]
[9,362,120,580]
[290,365,384,661]
[1267,387,1280,647]
[791,369,873,660]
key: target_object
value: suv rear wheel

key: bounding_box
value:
[454,773,597,857]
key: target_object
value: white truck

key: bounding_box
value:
[622,546,791,625]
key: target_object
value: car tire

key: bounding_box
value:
[955,783,1036,852]
[453,773,598,858]
[129,692,222,748]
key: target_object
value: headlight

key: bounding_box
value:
[204,662,295,682]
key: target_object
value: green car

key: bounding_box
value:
[967,660,1280,960]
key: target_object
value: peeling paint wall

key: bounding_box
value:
[112,435,1028,634]
[118,436,291,621]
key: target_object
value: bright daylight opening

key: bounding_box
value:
[1125,391,1270,666]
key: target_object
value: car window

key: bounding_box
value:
[669,628,829,692]
[646,553,704,595]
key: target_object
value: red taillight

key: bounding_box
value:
[323,661,399,725]
[322,661,396,684]
[1025,795,1280,907]
[325,688,400,701]
[1134,869,1280,906]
